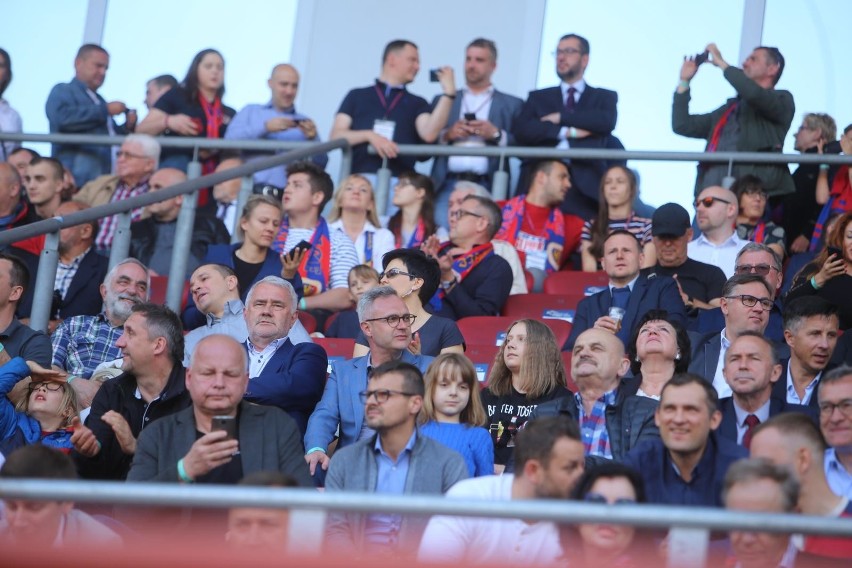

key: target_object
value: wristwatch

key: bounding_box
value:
[491,129,502,143]
[440,278,457,291]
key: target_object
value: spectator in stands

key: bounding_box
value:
[776,297,839,408]
[272,161,358,325]
[387,171,446,249]
[495,159,584,289]
[812,124,852,251]
[818,366,852,498]
[329,39,455,195]
[129,167,229,277]
[0,357,75,455]
[211,156,242,236]
[786,211,852,330]
[51,258,150,406]
[0,163,39,231]
[225,471,298,551]
[23,157,64,220]
[144,74,177,110]
[513,33,620,220]
[71,303,190,481]
[325,360,468,555]
[482,319,568,469]
[0,445,122,547]
[784,113,840,255]
[728,242,785,343]
[643,203,726,325]
[624,373,748,507]
[45,44,136,187]
[128,334,312,485]
[304,286,434,478]
[688,185,748,278]
[431,38,523,226]
[186,194,304,329]
[722,459,799,568]
[325,264,379,339]
[751,413,852,561]
[327,174,394,266]
[354,248,464,357]
[225,63,327,188]
[417,416,584,565]
[422,194,513,320]
[6,147,38,182]
[581,165,655,272]
[533,327,659,462]
[242,276,326,436]
[733,174,786,259]
[0,48,21,162]
[627,309,691,399]
[673,43,794,197]
[137,49,236,175]
[689,274,776,397]
[565,230,685,350]
[74,133,158,253]
[0,253,51,366]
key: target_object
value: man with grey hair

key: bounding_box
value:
[74,133,160,254]
[242,275,327,437]
[304,286,433,480]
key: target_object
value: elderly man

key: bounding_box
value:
[127,334,312,486]
[325,360,468,556]
[688,185,749,278]
[74,133,159,253]
[242,276,327,436]
[818,366,852,499]
[225,63,328,188]
[71,303,191,480]
[304,286,433,478]
[45,44,136,187]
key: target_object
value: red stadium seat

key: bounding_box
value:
[543,270,608,296]
[458,316,572,349]
[313,337,356,375]
[464,343,500,387]
[298,311,317,334]
[501,293,585,322]
[149,275,168,305]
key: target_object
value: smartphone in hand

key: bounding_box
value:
[211,416,237,440]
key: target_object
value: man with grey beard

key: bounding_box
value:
[51,258,150,407]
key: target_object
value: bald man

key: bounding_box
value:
[687,185,749,278]
[225,64,328,189]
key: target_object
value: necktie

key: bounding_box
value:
[217,201,232,221]
[742,414,760,450]
[611,287,630,310]
[565,86,577,112]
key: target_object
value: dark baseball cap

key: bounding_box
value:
[651,203,691,237]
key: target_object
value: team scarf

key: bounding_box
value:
[272,217,332,296]
[707,101,738,152]
[810,165,852,252]
[495,195,565,272]
[198,94,224,176]
[429,241,494,312]
[395,218,427,249]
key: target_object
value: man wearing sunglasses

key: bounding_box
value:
[687,185,748,278]
[304,286,434,482]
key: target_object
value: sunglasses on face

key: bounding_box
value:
[693,196,732,209]
[584,492,637,505]
[734,263,777,276]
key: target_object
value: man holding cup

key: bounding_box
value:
[564,230,686,350]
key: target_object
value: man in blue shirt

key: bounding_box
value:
[624,373,748,507]
[818,366,852,499]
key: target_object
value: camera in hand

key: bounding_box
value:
[694,50,709,66]
[429,69,440,82]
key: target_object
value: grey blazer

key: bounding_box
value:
[127,401,312,487]
[324,431,469,552]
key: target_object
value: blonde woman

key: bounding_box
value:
[327,174,395,267]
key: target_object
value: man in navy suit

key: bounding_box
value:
[242,276,327,438]
[513,33,620,219]
[564,230,686,350]
[430,38,523,226]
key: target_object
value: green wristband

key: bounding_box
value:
[177,458,194,483]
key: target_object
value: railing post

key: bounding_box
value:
[337,142,352,185]
[375,157,392,216]
[108,212,132,271]
[29,231,61,333]
[231,175,253,244]
[165,161,201,310]
[491,170,510,201]
[666,526,709,568]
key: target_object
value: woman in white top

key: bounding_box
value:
[0,49,22,161]
[327,174,395,267]
[626,309,691,400]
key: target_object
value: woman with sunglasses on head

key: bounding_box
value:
[0,357,77,455]
[786,211,852,330]
[353,249,464,357]
[581,165,655,272]
[327,174,395,267]
[387,171,448,249]
[733,174,786,261]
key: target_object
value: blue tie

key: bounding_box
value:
[611,287,630,310]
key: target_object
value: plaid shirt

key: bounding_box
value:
[576,389,617,458]
[51,312,123,379]
[95,179,149,251]
[54,247,90,299]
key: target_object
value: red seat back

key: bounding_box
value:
[543,270,608,296]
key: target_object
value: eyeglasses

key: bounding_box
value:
[116,150,147,160]
[742,190,768,200]
[359,389,418,404]
[584,492,637,506]
[364,313,417,328]
[380,268,416,280]
[819,399,852,418]
[553,47,583,57]
[28,382,64,393]
[724,294,774,311]
[451,209,483,220]
[734,263,778,276]
[693,196,732,208]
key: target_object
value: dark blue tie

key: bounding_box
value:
[611,287,630,310]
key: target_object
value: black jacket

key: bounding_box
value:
[717,394,819,446]
[129,214,229,276]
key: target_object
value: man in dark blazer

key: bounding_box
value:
[241,276,327,437]
[430,38,523,226]
[564,230,686,350]
[127,333,312,486]
[513,33,621,219]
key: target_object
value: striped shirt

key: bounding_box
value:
[95,179,149,251]
[576,389,616,459]
[54,248,90,299]
[581,215,653,245]
[279,226,359,289]
[51,312,123,379]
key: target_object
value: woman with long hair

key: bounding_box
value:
[0,48,22,161]
[480,319,568,468]
[627,309,691,400]
[580,165,655,271]
[327,174,395,267]
[387,171,447,249]
[733,174,786,260]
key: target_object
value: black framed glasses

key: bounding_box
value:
[359,389,418,404]
[693,196,732,208]
[380,268,416,280]
[734,263,778,276]
[724,294,774,311]
[819,399,852,418]
[584,492,637,506]
[28,382,63,393]
[553,47,583,57]
[364,313,417,328]
[451,209,483,220]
